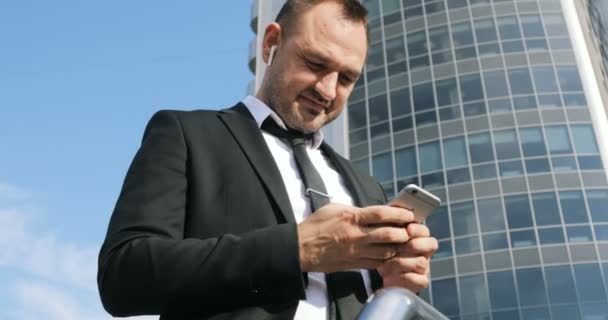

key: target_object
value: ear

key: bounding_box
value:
[262,22,282,65]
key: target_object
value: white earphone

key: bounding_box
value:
[267,45,277,66]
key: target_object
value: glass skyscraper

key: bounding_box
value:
[250,0,608,319]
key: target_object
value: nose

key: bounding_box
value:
[314,72,338,102]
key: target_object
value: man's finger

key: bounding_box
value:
[406,223,430,238]
[358,205,414,226]
[397,237,438,257]
[361,225,409,244]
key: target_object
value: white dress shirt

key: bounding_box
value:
[242,96,372,320]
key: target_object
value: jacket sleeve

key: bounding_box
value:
[97,110,305,317]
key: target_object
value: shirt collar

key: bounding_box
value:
[242,95,324,149]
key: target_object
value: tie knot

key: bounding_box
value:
[261,117,314,147]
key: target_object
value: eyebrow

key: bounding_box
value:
[304,50,361,80]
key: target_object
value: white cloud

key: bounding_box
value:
[0,184,156,320]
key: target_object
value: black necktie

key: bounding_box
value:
[261,117,368,320]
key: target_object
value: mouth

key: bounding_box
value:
[298,95,327,114]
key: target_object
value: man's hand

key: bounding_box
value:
[377,223,438,293]
[297,203,415,273]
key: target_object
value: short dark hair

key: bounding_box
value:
[275,0,369,42]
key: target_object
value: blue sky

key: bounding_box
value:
[0,1,253,318]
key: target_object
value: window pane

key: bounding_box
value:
[499,160,524,177]
[510,229,536,248]
[520,127,547,157]
[447,167,470,184]
[478,197,505,232]
[469,132,494,163]
[452,21,475,47]
[517,268,547,306]
[544,13,569,37]
[408,30,428,57]
[546,266,577,304]
[594,224,608,241]
[426,205,450,239]
[551,305,581,320]
[487,271,518,309]
[532,66,559,93]
[390,87,412,117]
[587,190,608,222]
[559,191,589,224]
[452,201,478,236]
[435,239,453,259]
[574,264,607,302]
[508,68,534,95]
[444,137,468,168]
[545,126,573,154]
[521,15,545,38]
[532,192,562,226]
[538,227,565,244]
[421,171,443,189]
[455,235,480,254]
[366,42,384,69]
[385,36,406,64]
[552,156,577,171]
[432,278,460,316]
[460,73,484,102]
[579,155,603,170]
[494,130,521,160]
[435,77,460,106]
[428,25,451,52]
[459,274,490,315]
[557,66,583,92]
[483,232,509,251]
[372,152,394,182]
[395,147,417,177]
[348,100,367,129]
[475,18,498,43]
[498,16,522,40]
[505,195,534,229]
[567,225,593,242]
[571,125,599,153]
[413,82,435,111]
[525,158,551,174]
[473,163,497,180]
[483,70,510,98]
[419,142,442,173]
[368,93,389,123]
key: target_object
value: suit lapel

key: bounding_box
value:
[218,103,296,224]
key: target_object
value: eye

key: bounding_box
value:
[339,74,354,85]
[307,61,325,71]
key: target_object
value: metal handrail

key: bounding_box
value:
[357,288,449,320]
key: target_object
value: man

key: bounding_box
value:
[98,0,438,319]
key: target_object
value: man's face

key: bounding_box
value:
[259,2,368,133]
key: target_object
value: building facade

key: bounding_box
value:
[250,0,608,319]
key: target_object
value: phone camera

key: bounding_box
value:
[411,189,418,194]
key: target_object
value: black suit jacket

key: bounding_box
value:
[98,103,386,319]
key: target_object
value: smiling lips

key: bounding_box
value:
[299,94,329,114]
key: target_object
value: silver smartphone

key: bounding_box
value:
[389,184,441,223]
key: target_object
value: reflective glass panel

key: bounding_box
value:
[545,265,577,304]
[538,227,565,244]
[487,271,518,309]
[348,100,367,129]
[483,232,509,251]
[573,264,607,302]
[368,93,389,123]
[460,73,484,102]
[532,66,559,93]
[510,230,536,248]
[545,126,573,155]
[559,191,589,224]
[435,77,460,106]
[505,195,534,229]
[455,235,481,254]
[498,16,522,40]
[557,66,584,92]
[508,68,534,95]
[494,130,520,160]
[474,18,498,43]
[478,197,505,232]
[571,125,599,153]
[532,192,562,226]
[567,225,593,243]
[459,274,490,315]
[372,152,393,182]
[419,142,442,173]
[432,278,460,316]
[517,268,547,306]
[452,201,477,236]
[395,146,417,177]
[587,190,608,222]
[413,82,436,111]
[483,70,510,98]
[426,205,450,239]
[443,137,468,168]
[390,87,412,117]
[468,132,494,163]
[473,163,497,180]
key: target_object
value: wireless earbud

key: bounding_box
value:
[267,45,277,66]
